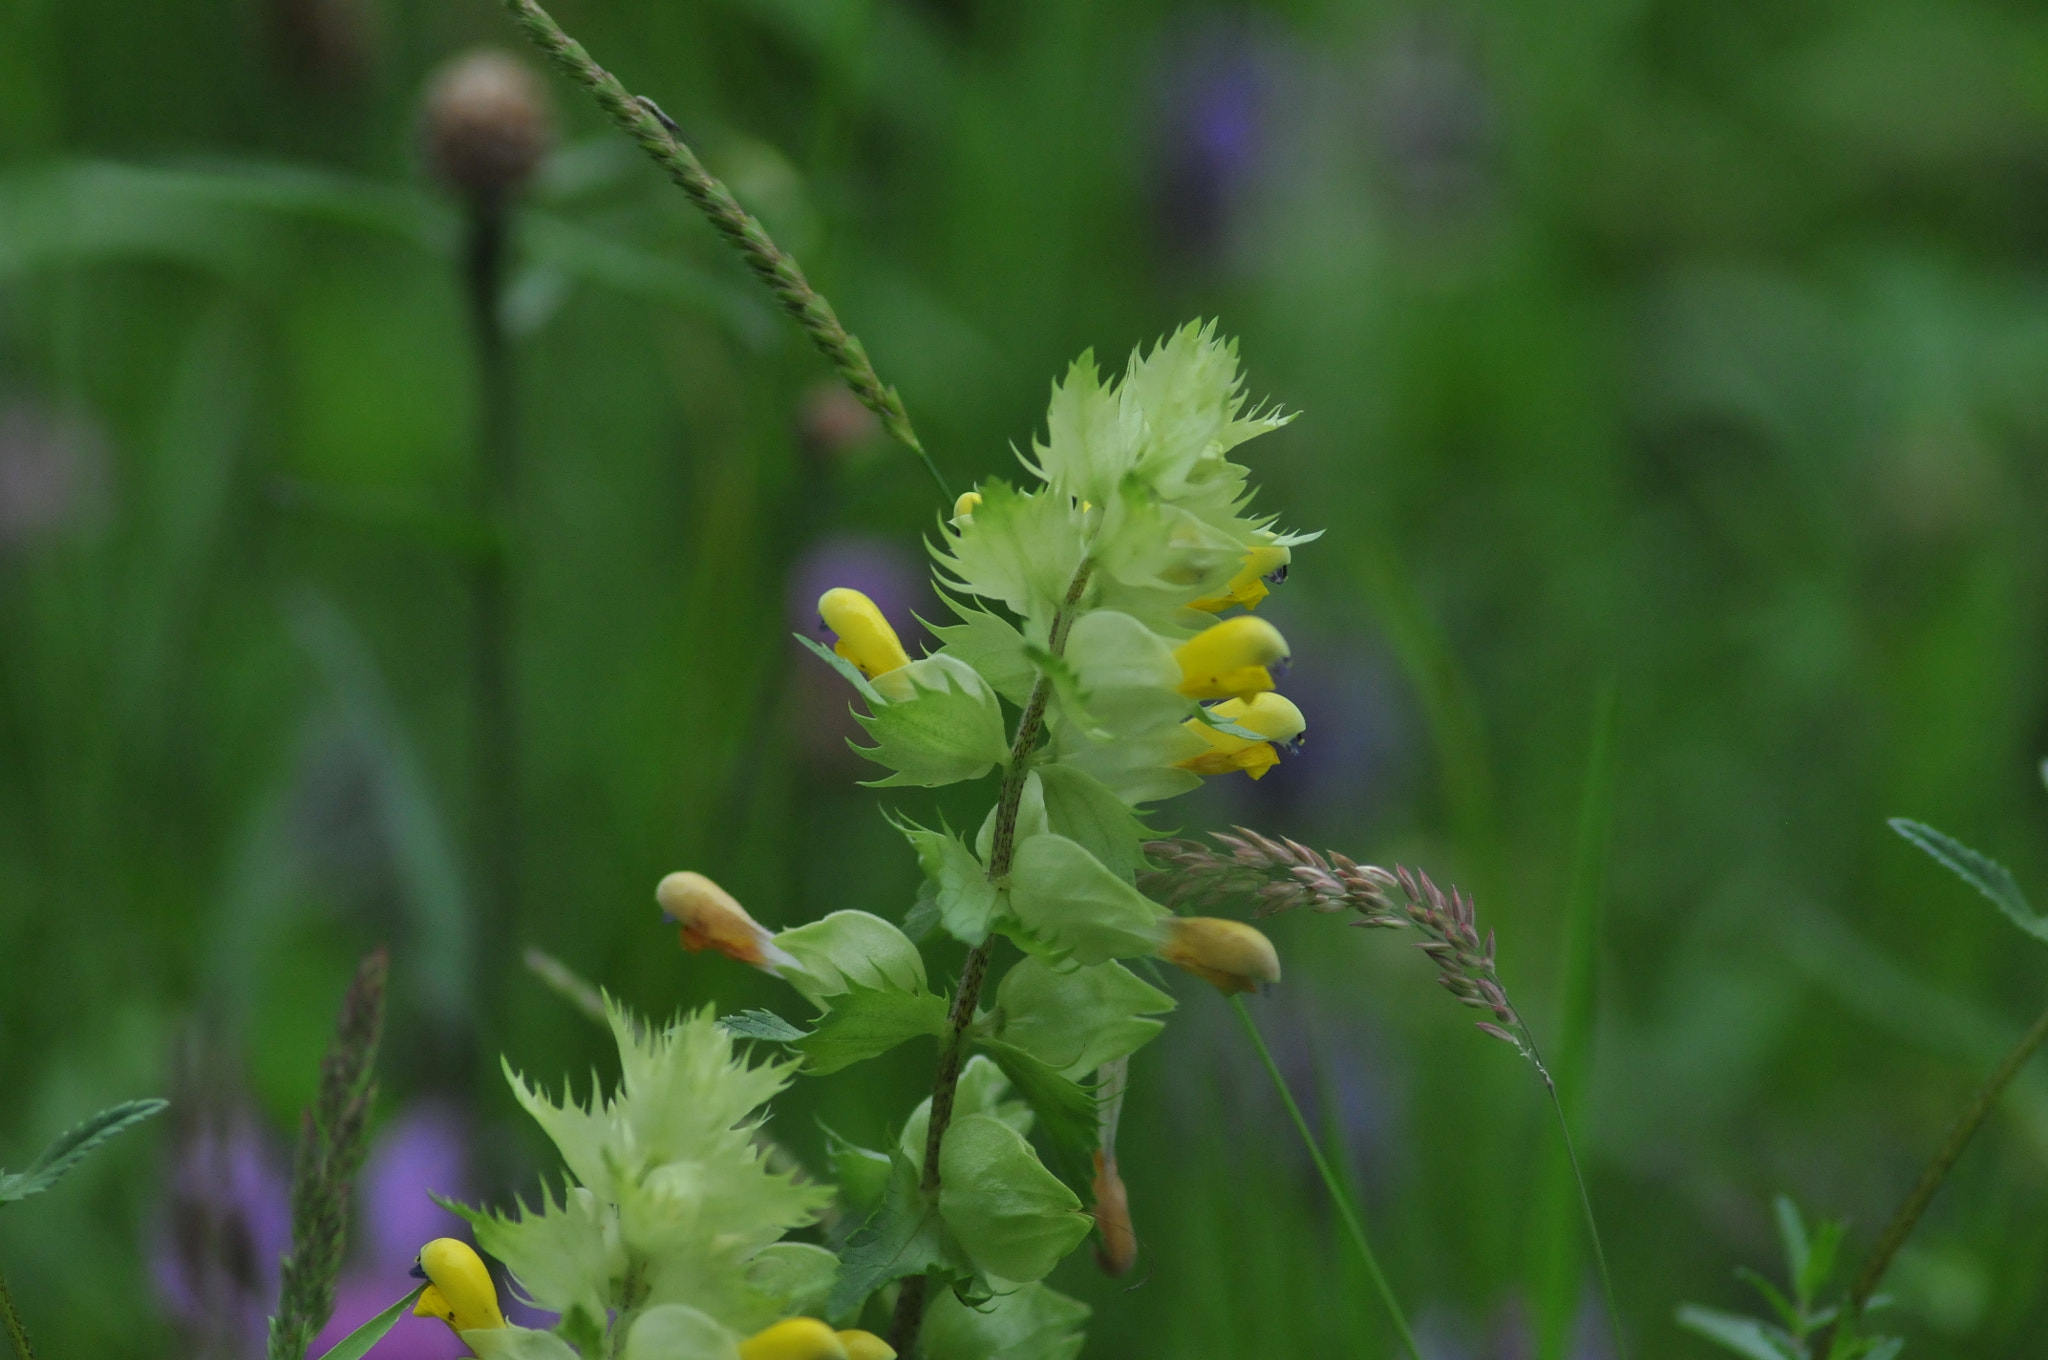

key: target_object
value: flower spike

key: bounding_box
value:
[1176,693,1306,780]
[1174,615,1290,701]
[818,587,911,680]
[409,1237,505,1332]
[656,871,801,974]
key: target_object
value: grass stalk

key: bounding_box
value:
[1522,1027,1627,1360]
[498,0,947,498]
[0,1270,34,1360]
[1230,996,1422,1360]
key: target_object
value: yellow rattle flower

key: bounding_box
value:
[818,587,911,681]
[1191,542,1291,612]
[740,1317,859,1360]
[1175,692,1305,780]
[657,871,800,975]
[1157,916,1282,995]
[951,490,982,523]
[837,1330,898,1360]
[409,1237,505,1333]
[1173,616,1289,701]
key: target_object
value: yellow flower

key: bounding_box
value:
[951,490,982,523]
[1157,916,1281,995]
[1175,692,1305,780]
[837,1330,898,1360]
[409,1238,505,1332]
[818,587,911,681]
[1173,615,1289,701]
[740,1317,850,1360]
[656,871,800,974]
[1191,542,1291,612]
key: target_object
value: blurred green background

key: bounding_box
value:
[5,0,2048,1355]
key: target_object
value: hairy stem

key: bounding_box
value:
[498,0,947,497]
[1230,997,1422,1360]
[0,1270,35,1360]
[1826,998,2048,1349]
[890,563,1093,1354]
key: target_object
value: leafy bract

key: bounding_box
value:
[773,910,929,1009]
[452,1182,619,1326]
[899,816,1003,946]
[312,1286,425,1360]
[973,1039,1097,1160]
[620,1306,742,1360]
[1006,834,1171,966]
[0,1098,167,1205]
[716,1010,809,1043]
[795,984,950,1075]
[745,1243,839,1317]
[933,479,1088,623]
[851,655,1009,789]
[828,1150,970,1317]
[929,599,1038,706]
[921,1282,1092,1360]
[900,1056,1034,1168]
[937,1115,1092,1283]
[1035,764,1155,882]
[1890,817,2047,941]
[826,1127,893,1214]
[992,957,1174,1079]
[1047,612,1204,805]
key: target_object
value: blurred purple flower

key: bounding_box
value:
[0,401,107,551]
[155,1108,289,1360]
[1148,25,1285,263]
[313,1103,476,1358]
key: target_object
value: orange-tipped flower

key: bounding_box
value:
[656,871,798,975]
[1091,1149,1137,1276]
[1173,615,1289,701]
[1158,916,1281,995]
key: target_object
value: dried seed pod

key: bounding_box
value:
[421,50,553,204]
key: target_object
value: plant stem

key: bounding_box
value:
[465,198,520,1039]
[889,563,1093,1355]
[1525,1028,1627,1360]
[1829,998,2048,1345]
[1230,996,1422,1360]
[0,1269,35,1360]
[498,0,947,498]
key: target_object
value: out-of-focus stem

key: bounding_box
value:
[0,1269,37,1360]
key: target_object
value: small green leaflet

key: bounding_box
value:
[827,1152,968,1317]
[1889,817,2046,942]
[0,1098,167,1205]
[313,1285,426,1360]
[1674,1305,1800,1360]
[974,1039,1097,1166]
[796,985,950,1075]
[716,1009,810,1043]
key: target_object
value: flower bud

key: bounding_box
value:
[951,490,982,524]
[1176,692,1306,780]
[656,871,800,974]
[421,50,553,203]
[818,587,912,681]
[837,1330,897,1360]
[1157,916,1281,994]
[1091,1150,1137,1276]
[409,1237,505,1332]
[1191,542,1291,612]
[740,1317,850,1360]
[1173,615,1289,700]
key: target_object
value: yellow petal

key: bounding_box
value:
[740,1317,850,1360]
[951,491,982,523]
[819,587,911,679]
[413,1283,456,1324]
[656,871,792,972]
[1157,917,1281,995]
[1191,543,1291,612]
[1173,616,1289,700]
[414,1238,505,1331]
[1175,693,1305,778]
[836,1330,898,1360]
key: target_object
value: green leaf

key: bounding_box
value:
[1889,818,2046,941]
[929,599,1037,706]
[312,1286,425,1360]
[716,1010,810,1043]
[1801,1217,1845,1308]
[901,1056,1035,1167]
[992,957,1173,1080]
[796,984,950,1075]
[824,1126,894,1214]
[1047,612,1206,805]
[1772,1196,1810,1300]
[1035,764,1156,882]
[1675,1305,1803,1360]
[1734,1268,1800,1332]
[922,1281,1092,1360]
[619,1305,742,1360]
[828,1151,969,1317]
[932,478,1089,622]
[444,1183,620,1327]
[973,1039,1097,1162]
[898,815,1003,946]
[795,633,883,706]
[0,1098,167,1205]
[937,1115,1092,1283]
[853,655,1011,789]
[465,1325,588,1360]
[1006,833,1170,966]
[745,1242,840,1316]
[773,910,930,1010]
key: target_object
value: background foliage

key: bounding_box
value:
[4,0,2048,1355]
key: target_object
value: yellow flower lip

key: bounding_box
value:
[818,587,912,680]
[1158,916,1282,995]
[837,1329,898,1360]
[1191,542,1292,612]
[740,1317,852,1360]
[951,490,982,522]
[656,871,800,974]
[1174,616,1290,701]
[410,1237,506,1331]
[1176,692,1307,780]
